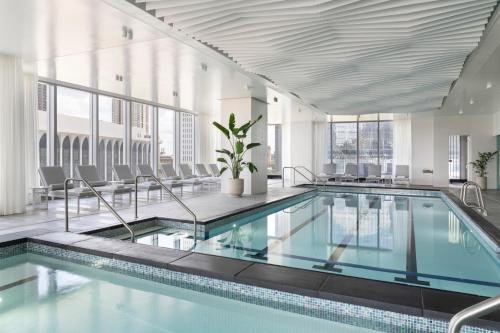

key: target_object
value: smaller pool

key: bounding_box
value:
[0,253,381,333]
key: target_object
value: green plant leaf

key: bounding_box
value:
[216,149,233,157]
[246,143,261,150]
[217,157,229,165]
[228,113,236,131]
[213,121,230,140]
[219,166,228,175]
[235,141,244,154]
[247,162,258,173]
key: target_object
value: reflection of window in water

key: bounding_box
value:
[448,211,460,244]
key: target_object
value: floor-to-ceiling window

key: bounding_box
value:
[330,122,357,173]
[37,83,49,168]
[56,86,91,177]
[98,95,125,180]
[179,112,195,168]
[326,114,393,177]
[35,80,196,186]
[158,107,176,170]
[131,102,153,175]
[267,124,282,176]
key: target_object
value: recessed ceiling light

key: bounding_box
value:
[469,99,474,105]
[486,81,492,89]
[458,109,463,115]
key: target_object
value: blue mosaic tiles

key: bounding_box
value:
[0,241,496,333]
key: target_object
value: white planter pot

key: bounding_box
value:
[476,176,487,190]
[228,178,244,197]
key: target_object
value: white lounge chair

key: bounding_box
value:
[160,163,201,192]
[195,163,221,191]
[316,163,336,183]
[181,163,219,191]
[137,164,184,195]
[112,164,162,202]
[365,164,382,183]
[342,163,358,182]
[76,165,132,206]
[393,165,410,185]
[38,166,99,214]
[208,164,221,177]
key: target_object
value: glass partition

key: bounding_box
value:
[98,95,125,180]
[131,102,153,175]
[179,112,195,168]
[331,122,357,174]
[158,107,176,171]
[56,86,91,177]
[267,124,282,176]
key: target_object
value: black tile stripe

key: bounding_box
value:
[0,275,38,292]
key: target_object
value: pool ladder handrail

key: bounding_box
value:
[282,197,315,214]
[64,178,135,242]
[459,181,487,216]
[282,166,326,187]
[448,295,500,333]
[135,175,198,246]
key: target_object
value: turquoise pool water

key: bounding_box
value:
[0,253,380,333]
[134,191,500,297]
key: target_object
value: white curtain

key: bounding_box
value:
[0,55,26,215]
[393,114,412,177]
[24,72,39,202]
[313,121,327,174]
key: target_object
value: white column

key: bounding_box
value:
[219,97,268,195]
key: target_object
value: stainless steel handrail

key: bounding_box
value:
[448,295,500,333]
[283,198,315,214]
[135,175,198,245]
[460,181,487,215]
[282,166,326,187]
[64,178,135,242]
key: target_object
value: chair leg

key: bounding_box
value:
[77,198,80,215]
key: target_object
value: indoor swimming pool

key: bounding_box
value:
[0,253,380,333]
[126,190,500,297]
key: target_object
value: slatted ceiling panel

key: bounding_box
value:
[133,0,497,114]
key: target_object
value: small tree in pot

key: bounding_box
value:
[213,113,263,196]
[470,151,498,190]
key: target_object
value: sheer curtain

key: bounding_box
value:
[0,55,26,214]
[313,121,326,174]
[393,114,411,178]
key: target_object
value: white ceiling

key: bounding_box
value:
[0,0,273,113]
[135,0,498,114]
[440,8,500,116]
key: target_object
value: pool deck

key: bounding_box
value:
[1,181,499,329]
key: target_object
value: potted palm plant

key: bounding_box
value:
[213,113,263,196]
[470,151,498,190]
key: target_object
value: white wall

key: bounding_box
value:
[411,111,497,188]
[411,112,434,185]
[433,113,496,188]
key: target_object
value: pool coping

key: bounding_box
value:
[0,232,499,330]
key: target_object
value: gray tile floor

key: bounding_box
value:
[0,181,309,237]
[447,185,500,230]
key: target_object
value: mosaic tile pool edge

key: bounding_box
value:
[0,242,495,333]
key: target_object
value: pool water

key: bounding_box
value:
[0,253,380,333]
[132,192,500,297]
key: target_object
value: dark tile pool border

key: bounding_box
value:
[1,233,499,332]
[0,236,498,333]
